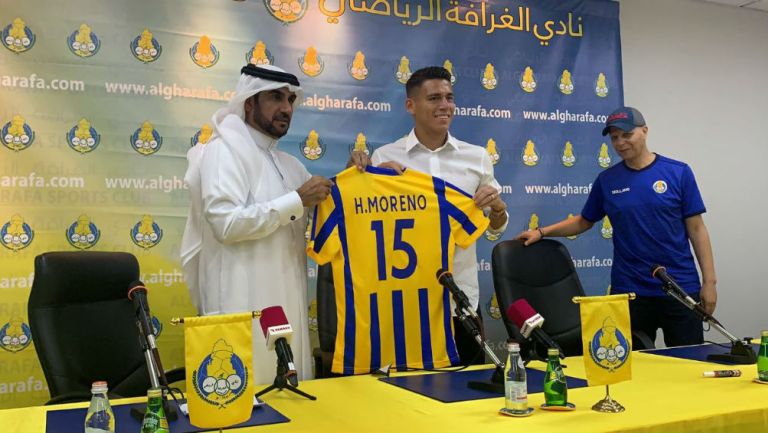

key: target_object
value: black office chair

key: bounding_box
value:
[492,239,586,359]
[492,239,654,360]
[28,251,183,404]
[312,263,339,378]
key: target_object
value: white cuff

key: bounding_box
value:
[273,191,304,225]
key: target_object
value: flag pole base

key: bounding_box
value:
[591,385,625,413]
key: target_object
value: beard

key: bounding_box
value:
[252,112,290,138]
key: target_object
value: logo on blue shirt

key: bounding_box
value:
[652,180,667,194]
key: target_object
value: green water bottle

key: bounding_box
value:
[758,331,768,382]
[141,388,169,433]
[543,348,567,406]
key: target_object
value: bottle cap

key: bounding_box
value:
[547,348,560,356]
[147,388,163,398]
[507,342,520,351]
[91,381,108,393]
[761,330,768,337]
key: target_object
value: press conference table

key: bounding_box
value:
[3,350,767,433]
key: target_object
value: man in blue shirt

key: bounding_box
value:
[516,107,717,347]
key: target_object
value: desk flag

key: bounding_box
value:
[576,294,633,386]
[184,313,254,428]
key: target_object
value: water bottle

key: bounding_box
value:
[543,348,568,406]
[503,341,528,414]
[84,381,114,433]
[141,387,169,433]
[758,330,768,381]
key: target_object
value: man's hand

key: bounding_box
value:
[514,229,542,246]
[297,176,333,207]
[700,281,717,315]
[347,150,371,171]
[473,185,505,212]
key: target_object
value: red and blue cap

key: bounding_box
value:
[601,106,646,136]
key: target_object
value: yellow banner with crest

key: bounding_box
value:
[575,294,633,386]
[184,313,254,428]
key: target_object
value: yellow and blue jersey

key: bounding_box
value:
[307,166,489,375]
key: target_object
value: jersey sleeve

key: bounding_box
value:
[580,175,606,223]
[681,165,706,218]
[306,185,341,265]
[439,179,490,249]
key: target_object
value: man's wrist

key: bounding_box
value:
[537,227,545,238]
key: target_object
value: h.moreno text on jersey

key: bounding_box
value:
[353,194,428,214]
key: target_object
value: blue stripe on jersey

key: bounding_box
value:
[330,184,356,375]
[418,288,434,369]
[443,286,459,364]
[369,292,381,372]
[311,208,339,254]
[365,165,402,176]
[433,178,451,271]
[392,290,408,370]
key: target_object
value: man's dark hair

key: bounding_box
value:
[405,66,452,97]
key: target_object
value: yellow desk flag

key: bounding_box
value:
[576,294,633,386]
[184,313,254,428]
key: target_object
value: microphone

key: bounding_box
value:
[259,306,298,387]
[127,281,166,389]
[436,269,478,319]
[506,298,564,359]
[651,265,719,325]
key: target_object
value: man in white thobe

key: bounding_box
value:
[181,64,332,385]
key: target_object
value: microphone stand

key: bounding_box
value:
[255,359,317,401]
[446,288,505,394]
[661,282,757,364]
[130,319,180,421]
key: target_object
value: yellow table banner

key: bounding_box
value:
[183,313,254,428]
[574,294,633,386]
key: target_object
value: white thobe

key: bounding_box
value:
[185,113,312,385]
[371,130,508,312]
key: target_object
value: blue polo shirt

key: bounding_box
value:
[581,154,706,297]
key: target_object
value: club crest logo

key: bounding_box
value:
[1,214,33,251]
[66,214,100,250]
[300,129,325,160]
[443,59,457,84]
[131,28,162,63]
[299,46,323,77]
[349,51,369,81]
[595,72,609,97]
[486,138,500,165]
[589,317,630,371]
[522,139,538,166]
[308,299,318,332]
[562,141,576,167]
[151,316,163,338]
[520,66,537,93]
[2,114,34,151]
[528,213,539,232]
[598,143,611,168]
[481,63,498,90]
[68,23,100,58]
[653,180,668,194]
[131,215,163,249]
[190,35,219,69]
[349,132,371,156]
[558,69,574,95]
[264,0,308,23]
[2,17,35,53]
[395,56,412,84]
[191,124,214,147]
[486,294,502,320]
[0,317,32,353]
[601,216,613,239]
[131,121,162,155]
[193,339,249,408]
[247,40,273,66]
[67,118,100,154]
